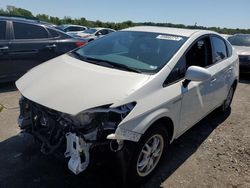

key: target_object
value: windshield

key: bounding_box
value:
[83,28,97,34]
[228,35,250,47]
[72,31,187,73]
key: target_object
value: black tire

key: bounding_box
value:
[125,125,169,184]
[219,85,235,113]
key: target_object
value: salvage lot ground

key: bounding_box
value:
[0,76,249,188]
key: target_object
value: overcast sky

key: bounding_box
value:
[0,0,249,29]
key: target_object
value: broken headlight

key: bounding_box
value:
[62,102,136,130]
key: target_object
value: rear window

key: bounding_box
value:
[13,22,48,39]
[48,28,60,38]
[228,35,250,47]
[0,21,6,40]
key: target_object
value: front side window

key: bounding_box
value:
[165,36,212,85]
[211,36,227,63]
[48,28,59,38]
[0,21,6,40]
[186,37,212,68]
[13,22,48,39]
[71,31,188,73]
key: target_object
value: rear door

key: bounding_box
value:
[0,20,12,80]
[9,21,58,76]
[208,36,233,107]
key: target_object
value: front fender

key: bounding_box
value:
[107,108,175,142]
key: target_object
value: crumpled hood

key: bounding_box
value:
[16,54,150,115]
[233,46,250,56]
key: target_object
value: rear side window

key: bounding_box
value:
[186,37,213,68]
[0,21,6,40]
[65,26,84,32]
[13,22,48,39]
[211,36,227,63]
[47,28,59,38]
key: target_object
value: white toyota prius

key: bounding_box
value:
[16,26,239,182]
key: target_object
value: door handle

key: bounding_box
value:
[225,66,233,73]
[210,77,217,83]
[0,46,9,50]
[45,44,57,49]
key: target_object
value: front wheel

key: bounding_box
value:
[126,126,169,183]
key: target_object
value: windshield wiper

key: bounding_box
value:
[85,57,142,73]
[69,53,142,73]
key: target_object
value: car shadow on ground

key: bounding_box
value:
[0,82,17,93]
[0,109,231,188]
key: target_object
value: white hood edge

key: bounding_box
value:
[16,54,151,115]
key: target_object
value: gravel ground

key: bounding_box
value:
[0,76,249,188]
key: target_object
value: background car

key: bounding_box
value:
[0,16,87,82]
[228,34,250,73]
[73,27,115,42]
[221,34,232,39]
[57,24,88,36]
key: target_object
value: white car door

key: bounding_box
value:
[177,37,215,135]
[206,36,234,109]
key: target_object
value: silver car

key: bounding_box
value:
[228,34,250,73]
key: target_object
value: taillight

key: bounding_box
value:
[75,41,87,47]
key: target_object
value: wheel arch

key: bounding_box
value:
[143,116,175,143]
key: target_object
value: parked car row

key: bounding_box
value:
[56,24,88,36]
[56,24,115,41]
[71,27,115,41]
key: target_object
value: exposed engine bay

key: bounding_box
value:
[18,96,135,174]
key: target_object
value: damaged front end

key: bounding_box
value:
[18,96,136,175]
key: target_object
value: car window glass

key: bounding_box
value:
[75,31,187,73]
[0,21,6,40]
[228,35,250,47]
[13,22,48,39]
[48,28,59,38]
[211,36,227,63]
[164,56,186,85]
[186,37,212,68]
[99,30,108,35]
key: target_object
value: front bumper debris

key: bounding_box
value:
[65,132,91,174]
[17,96,132,174]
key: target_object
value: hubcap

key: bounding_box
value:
[136,134,164,177]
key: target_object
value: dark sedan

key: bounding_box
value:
[0,16,87,82]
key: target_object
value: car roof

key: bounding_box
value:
[0,15,56,27]
[122,26,211,37]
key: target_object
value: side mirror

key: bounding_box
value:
[183,66,211,87]
[96,32,102,36]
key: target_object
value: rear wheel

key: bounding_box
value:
[220,86,235,112]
